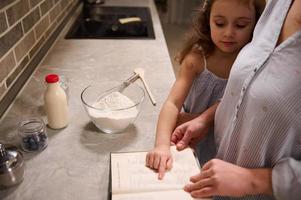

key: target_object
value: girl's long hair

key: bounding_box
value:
[176,0,266,64]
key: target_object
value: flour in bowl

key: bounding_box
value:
[87,91,138,132]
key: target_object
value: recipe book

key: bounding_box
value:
[110,146,212,200]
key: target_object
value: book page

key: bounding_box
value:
[111,146,200,194]
[112,190,211,200]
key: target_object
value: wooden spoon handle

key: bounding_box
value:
[134,68,156,106]
[140,75,156,106]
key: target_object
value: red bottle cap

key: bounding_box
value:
[45,74,59,83]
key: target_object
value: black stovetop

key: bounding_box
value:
[65,4,155,39]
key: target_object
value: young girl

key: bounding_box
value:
[146,0,266,179]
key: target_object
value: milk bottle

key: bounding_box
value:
[44,74,69,129]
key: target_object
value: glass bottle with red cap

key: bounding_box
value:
[44,74,69,129]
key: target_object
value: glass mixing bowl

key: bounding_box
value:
[81,82,145,133]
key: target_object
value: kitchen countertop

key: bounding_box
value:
[0,0,174,199]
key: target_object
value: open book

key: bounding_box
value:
[110,146,212,200]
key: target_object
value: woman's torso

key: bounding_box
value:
[215,0,301,199]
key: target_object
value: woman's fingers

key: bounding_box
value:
[190,168,213,182]
[171,129,183,144]
[202,159,213,170]
[176,128,193,150]
[184,177,213,192]
[191,187,215,198]
[184,167,216,198]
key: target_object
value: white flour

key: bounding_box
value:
[88,92,138,132]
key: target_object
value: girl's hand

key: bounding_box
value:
[145,145,173,180]
[184,159,272,198]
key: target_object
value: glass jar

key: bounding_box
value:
[18,118,48,152]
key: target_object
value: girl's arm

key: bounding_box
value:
[154,59,197,148]
[146,52,205,179]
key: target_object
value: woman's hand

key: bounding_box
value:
[184,159,273,198]
[176,112,199,126]
[171,117,209,150]
[145,145,173,180]
[172,102,219,150]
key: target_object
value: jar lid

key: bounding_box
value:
[18,118,45,135]
[45,74,59,83]
[0,144,23,175]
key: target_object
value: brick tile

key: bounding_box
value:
[56,8,66,24]
[60,0,68,11]
[14,30,35,62]
[0,82,7,99]
[53,0,61,5]
[35,15,50,40]
[22,7,40,33]
[29,34,45,58]
[40,0,54,16]
[0,12,8,35]
[6,55,29,87]
[0,51,16,82]
[6,0,30,26]
[29,0,42,8]
[44,18,56,39]
[49,2,61,22]
[0,23,23,59]
[0,0,15,10]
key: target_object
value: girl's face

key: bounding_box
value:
[209,0,256,54]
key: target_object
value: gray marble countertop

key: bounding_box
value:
[0,0,174,199]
